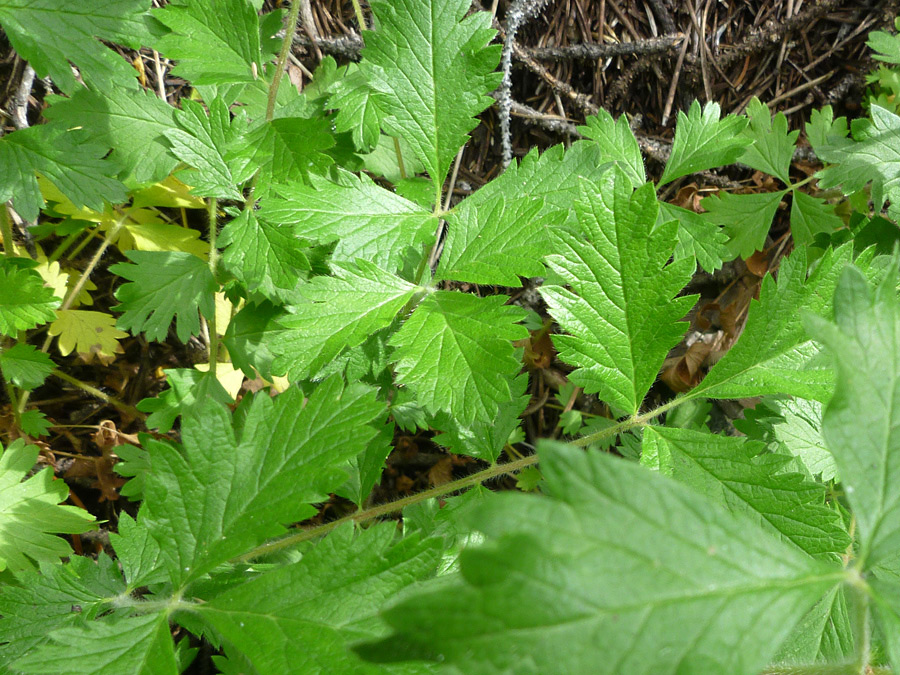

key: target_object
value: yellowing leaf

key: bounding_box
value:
[119,220,207,258]
[49,310,127,363]
[131,175,206,209]
[34,261,95,308]
[195,360,245,399]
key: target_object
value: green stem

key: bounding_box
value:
[18,216,127,415]
[393,137,407,179]
[50,369,145,420]
[848,568,872,674]
[234,396,693,562]
[0,204,14,257]
[266,0,303,122]
[788,174,817,192]
[350,0,367,31]
[206,198,219,379]
[47,230,83,263]
[0,339,21,432]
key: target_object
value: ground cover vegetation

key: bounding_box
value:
[1,0,900,672]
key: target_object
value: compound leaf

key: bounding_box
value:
[539,169,696,415]
[111,251,216,343]
[691,244,850,402]
[219,208,310,300]
[578,108,645,186]
[739,98,798,184]
[389,292,528,426]
[642,427,849,560]
[659,101,752,186]
[196,524,440,674]
[659,202,730,272]
[805,265,900,569]
[361,0,501,186]
[790,191,843,247]
[702,190,786,259]
[0,343,54,390]
[0,0,150,94]
[0,265,60,337]
[0,440,96,573]
[152,0,263,86]
[141,376,385,585]
[269,260,418,379]
[12,612,177,675]
[360,441,843,674]
[259,171,437,271]
[44,86,179,185]
[0,124,127,221]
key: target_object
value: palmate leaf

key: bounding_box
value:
[152,0,263,86]
[141,376,386,586]
[259,171,437,271]
[805,265,900,569]
[0,124,127,221]
[0,0,150,94]
[0,554,125,668]
[0,440,96,573]
[269,260,419,379]
[389,292,528,426]
[701,190,786,259]
[539,169,696,415]
[44,86,179,185]
[49,309,128,361]
[658,202,730,272]
[689,244,851,402]
[111,251,216,343]
[578,108,646,186]
[361,0,501,187]
[739,98,798,184]
[642,427,849,560]
[437,142,607,285]
[196,524,440,674]
[790,191,843,246]
[360,441,844,674]
[659,101,752,186]
[12,612,177,675]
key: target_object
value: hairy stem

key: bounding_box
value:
[206,198,219,378]
[51,369,145,420]
[266,0,303,121]
[0,204,14,257]
[350,0,367,32]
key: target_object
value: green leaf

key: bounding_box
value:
[111,251,216,342]
[659,101,752,186]
[0,440,96,573]
[137,368,232,432]
[432,373,529,462]
[0,124,127,221]
[389,292,527,425]
[805,265,900,568]
[336,421,394,508]
[691,245,850,401]
[790,191,843,247]
[773,397,837,482]
[359,441,844,674]
[812,105,900,218]
[18,410,53,438]
[152,0,262,86]
[578,109,645,186]
[219,209,309,299]
[0,0,150,94]
[437,193,555,285]
[0,343,54,390]
[269,261,418,379]
[108,512,166,589]
[361,0,501,186]
[222,300,281,379]
[438,142,608,284]
[868,27,900,64]
[231,117,334,190]
[702,190,786,259]
[659,201,730,272]
[113,443,151,501]
[641,426,849,560]
[774,587,854,665]
[0,265,60,337]
[259,171,437,271]
[196,524,440,674]
[329,63,383,152]
[739,98,799,183]
[44,87,179,185]
[164,98,244,199]
[12,612,177,675]
[539,170,696,415]
[0,554,125,667]
[142,376,385,585]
